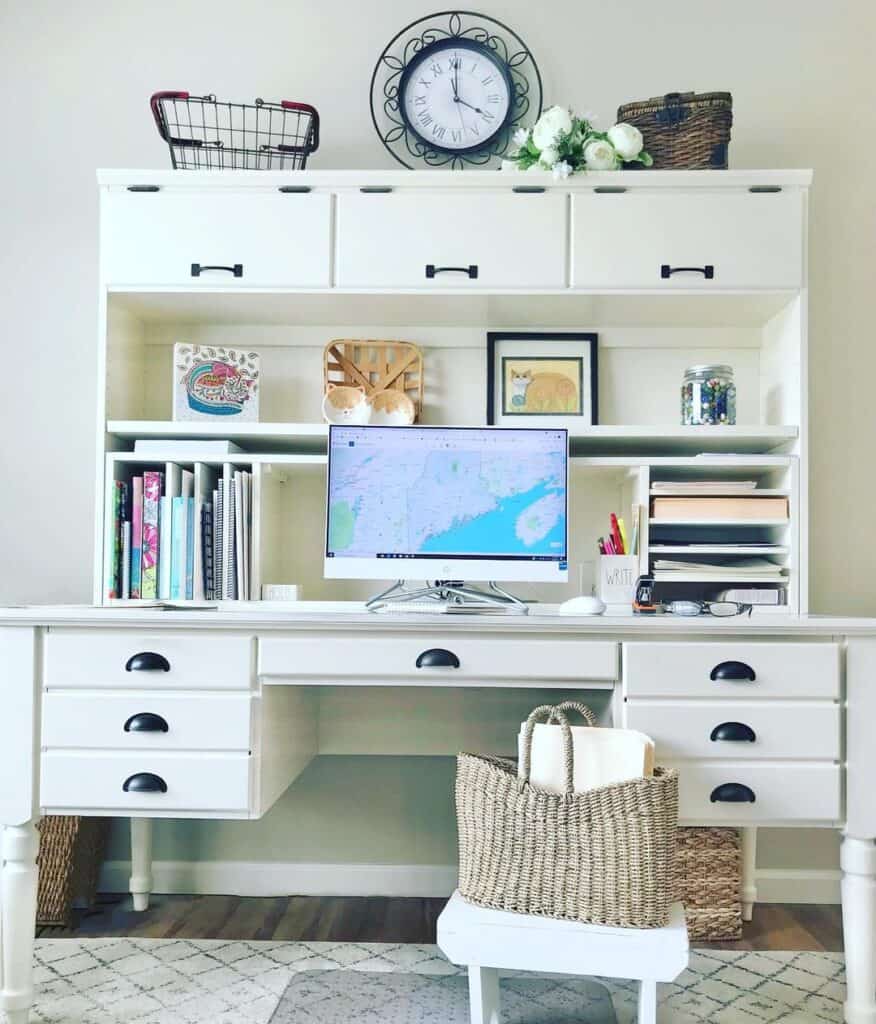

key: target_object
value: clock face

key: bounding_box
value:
[399,39,513,154]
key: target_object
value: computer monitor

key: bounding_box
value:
[325,425,568,583]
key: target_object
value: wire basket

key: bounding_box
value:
[150,91,319,170]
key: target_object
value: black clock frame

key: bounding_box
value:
[397,37,515,157]
[370,10,543,169]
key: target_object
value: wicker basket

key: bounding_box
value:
[37,816,109,927]
[617,92,733,169]
[676,827,742,940]
[456,702,679,928]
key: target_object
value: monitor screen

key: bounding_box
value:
[325,425,568,582]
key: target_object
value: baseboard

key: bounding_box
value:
[99,860,842,905]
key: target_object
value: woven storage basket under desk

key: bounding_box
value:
[37,816,109,927]
[675,826,742,940]
[455,702,679,928]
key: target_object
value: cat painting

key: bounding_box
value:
[322,384,371,424]
[506,366,580,414]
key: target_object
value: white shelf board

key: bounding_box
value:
[652,574,788,583]
[649,545,789,555]
[649,488,790,497]
[108,421,798,458]
[650,518,790,527]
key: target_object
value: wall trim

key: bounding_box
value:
[99,860,841,905]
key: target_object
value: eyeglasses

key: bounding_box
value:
[663,600,753,618]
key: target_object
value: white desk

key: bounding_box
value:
[1,605,875,1023]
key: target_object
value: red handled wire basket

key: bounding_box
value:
[151,91,319,170]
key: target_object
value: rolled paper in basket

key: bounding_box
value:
[518,701,655,794]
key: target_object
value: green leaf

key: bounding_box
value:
[639,151,654,167]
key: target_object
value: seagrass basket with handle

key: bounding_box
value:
[617,91,733,169]
[455,701,679,928]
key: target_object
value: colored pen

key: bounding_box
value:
[610,513,624,555]
[618,516,629,555]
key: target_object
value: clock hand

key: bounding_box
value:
[452,57,459,100]
[455,97,485,115]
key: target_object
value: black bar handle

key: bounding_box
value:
[661,264,714,279]
[278,185,312,193]
[594,186,628,194]
[191,263,243,278]
[710,660,756,682]
[511,185,546,193]
[425,264,478,280]
[125,652,171,673]
[710,782,756,803]
[416,648,461,669]
[749,185,782,193]
[123,772,167,794]
[710,721,757,743]
[124,713,169,734]
[360,186,393,193]
[127,185,161,192]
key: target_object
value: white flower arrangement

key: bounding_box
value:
[504,105,653,178]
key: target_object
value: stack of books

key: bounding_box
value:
[106,465,253,602]
[650,495,789,521]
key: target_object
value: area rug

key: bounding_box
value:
[30,938,845,1024]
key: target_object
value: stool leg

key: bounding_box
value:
[637,980,657,1024]
[468,966,500,1024]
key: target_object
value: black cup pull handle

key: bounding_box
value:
[415,648,460,669]
[425,264,479,280]
[124,713,169,734]
[710,782,756,803]
[123,772,167,794]
[710,722,757,743]
[661,264,714,279]
[191,263,243,278]
[125,652,171,673]
[710,660,756,682]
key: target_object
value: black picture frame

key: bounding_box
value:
[486,332,599,426]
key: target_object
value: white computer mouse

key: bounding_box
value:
[558,595,606,616]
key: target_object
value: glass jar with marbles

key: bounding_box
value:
[681,364,736,425]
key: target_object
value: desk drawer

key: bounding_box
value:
[259,636,618,685]
[624,642,840,699]
[42,692,253,751]
[45,630,253,690]
[667,760,841,823]
[626,701,840,761]
[40,751,251,813]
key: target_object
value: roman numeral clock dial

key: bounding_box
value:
[370,12,543,168]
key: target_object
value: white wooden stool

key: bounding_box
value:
[437,891,689,1024]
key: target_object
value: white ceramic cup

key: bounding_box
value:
[261,584,300,602]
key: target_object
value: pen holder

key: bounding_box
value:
[598,555,639,606]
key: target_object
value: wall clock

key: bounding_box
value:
[371,11,543,169]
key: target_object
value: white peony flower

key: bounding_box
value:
[500,159,519,171]
[512,126,530,148]
[532,106,573,150]
[607,122,644,160]
[583,139,618,170]
[539,145,559,168]
[552,160,572,180]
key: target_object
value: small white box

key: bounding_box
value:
[598,555,639,606]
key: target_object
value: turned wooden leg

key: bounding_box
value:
[467,966,500,1024]
[637,979,657,1024]
[842,835,876,1024]
[129,818,153,912]
[1,822,39,1024]
[740,826,757,922]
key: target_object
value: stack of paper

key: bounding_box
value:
[519,723,655,794]
[652,556,786,581]
[651,480,758,493]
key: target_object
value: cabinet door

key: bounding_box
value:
[336,191,568,289]
[571,190,803,289]
[101,190,332,287]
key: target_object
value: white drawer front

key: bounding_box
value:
[625,701,840,761]
[624,642,840,699]
[42,691,253,751]
[571,191,803,290]
[667,760,841,823]
[40,751,251,813]
[45,630,253,690]
[259,636,617,685]
[101,190,332,287]
[336,192,567,289]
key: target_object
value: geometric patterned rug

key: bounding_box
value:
[31,938,846,1024]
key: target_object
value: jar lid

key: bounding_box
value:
[684,364,734,379]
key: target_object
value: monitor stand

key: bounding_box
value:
[365,580,529,614]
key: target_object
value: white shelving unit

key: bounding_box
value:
[96,168,811,613]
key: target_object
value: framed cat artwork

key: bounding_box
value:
[486,332,598,428]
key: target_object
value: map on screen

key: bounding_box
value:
[326,427,567,563]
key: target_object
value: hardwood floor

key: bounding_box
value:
[39,894,844,952]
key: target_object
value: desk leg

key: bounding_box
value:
[637,980,657,1024]
[741,827,757,922]
[1,821,39,1024]
[467,966,500,1024]
[842,835,876,1024]
[129,819,153,912]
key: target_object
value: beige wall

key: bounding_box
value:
[4,0,874,883]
